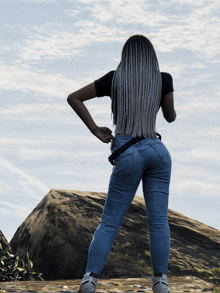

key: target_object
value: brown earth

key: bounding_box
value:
[0,276,218,293]
[7,189,220,287]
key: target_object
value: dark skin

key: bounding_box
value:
[67,83,114,143]
[67,82,176,143]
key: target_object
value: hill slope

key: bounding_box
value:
[10,189,220,283]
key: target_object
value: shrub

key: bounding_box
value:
[0,243,43,281]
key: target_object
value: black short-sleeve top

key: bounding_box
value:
[94,70,174,107]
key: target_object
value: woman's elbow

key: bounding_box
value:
[67,95,70,104]
[167,118,175,123]
[167,111,177,123]
[67,94,75,105]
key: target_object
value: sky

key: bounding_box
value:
[1,0,220,242]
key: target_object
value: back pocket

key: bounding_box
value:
[114,152,133,178]
[150,143,171,168]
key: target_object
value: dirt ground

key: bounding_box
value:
[0,276,218,293]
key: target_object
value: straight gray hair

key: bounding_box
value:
[111,35,162,138]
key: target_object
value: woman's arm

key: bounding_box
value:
[67,82,98,132]
[67,82,114,143]
[161,92,176,122]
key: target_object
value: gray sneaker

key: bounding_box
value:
[77,273,98,293]
[152,274,170,293]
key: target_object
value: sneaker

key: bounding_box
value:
[152,274,170,293]
[77,272,98,293]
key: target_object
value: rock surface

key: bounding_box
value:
[0,276,217,293]
[0,230,11,252]
[10,189,220,284]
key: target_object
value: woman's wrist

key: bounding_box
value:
[91,126,99,134]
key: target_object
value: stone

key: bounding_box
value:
[10,189,220,284]
[0,230,11,252]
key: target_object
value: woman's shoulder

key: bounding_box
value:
[161,72,174,97]
[161,72,174,89]
[161,72,173,81]
[95,70,115,85]
[94,70,115,97]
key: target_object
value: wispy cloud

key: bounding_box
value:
[0,181,12,196]
[0,156,48,196]
[9,21,123,63]
[17,148,105,160]
[0,101,111,125]
[0,200,30,216]
[1,103,71,123]
[0,137,49,146]
[73,0,220,58]
[171,161,220,198]
[18,28,82,61]
[25,0,57,2]
[1,64,81,98]
[3,0,219,68]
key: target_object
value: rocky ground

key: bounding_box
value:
[9,190,220,282]
[1,190,220,293]
[0,276,218,293]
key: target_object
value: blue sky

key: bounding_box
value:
[1,0,220,241]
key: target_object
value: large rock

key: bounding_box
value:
[0,230,11,252]
[10,189,220,283]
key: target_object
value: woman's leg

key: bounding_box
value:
[86,171,141,275]
[86,144,143,275]
[143,175,170,274]
[142,143,171,275]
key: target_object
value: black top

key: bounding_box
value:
[95,71,174,107]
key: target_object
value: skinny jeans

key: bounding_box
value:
[86,135,171,275]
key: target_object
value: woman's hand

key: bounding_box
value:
[93,127,114,143]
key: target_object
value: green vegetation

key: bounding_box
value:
[214,267,220,278]
[211,267,220,292]
[0,243,43,281]
[144,250,151,257]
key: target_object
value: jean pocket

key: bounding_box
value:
[150,143,171,168]
[113,152,133,178]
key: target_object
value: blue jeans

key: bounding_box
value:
[86,135,171,275]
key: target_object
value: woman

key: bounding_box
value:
[67,34,176,293]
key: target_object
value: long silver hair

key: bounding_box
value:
[111,34,162,138]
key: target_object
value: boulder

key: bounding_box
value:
[10,189,220,283]
[0,230,11,252]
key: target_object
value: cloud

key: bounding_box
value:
[17,148,105,160]
[24,0,57,2]
[1,64,81,98]
[0,201,30,217]
[1,102,71,124]
[0,156,48,196]
[18,29,82,61]
[86,1,168,26]
[73,0,220,58]
[187,149,220,162]
[0,99,111,126]
[10,21,123,63]
[170,160,220,198]
[178,99,220,114]
[169,0,217,7]
[0,137,49,146]
[175,179,219,191]
[3,0,219,68]
[0,181,12,196]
